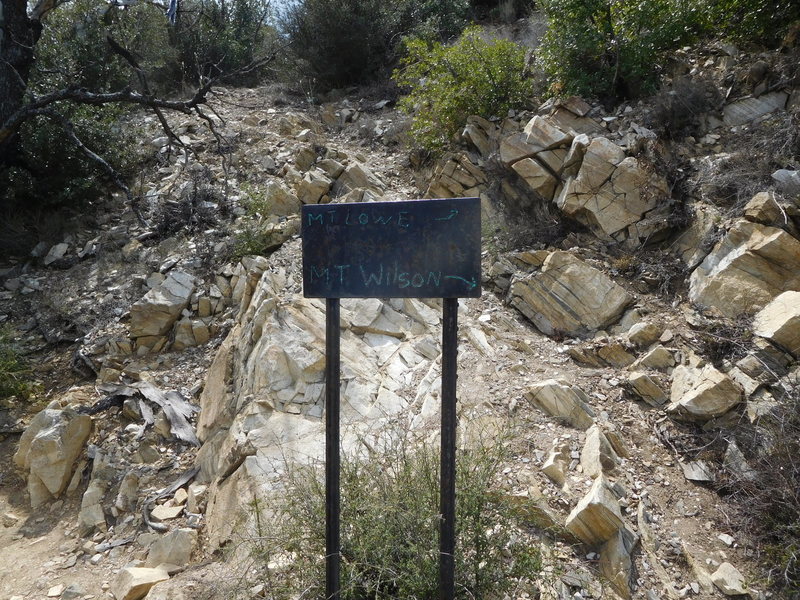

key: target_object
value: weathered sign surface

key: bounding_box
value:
[302,197,481,298]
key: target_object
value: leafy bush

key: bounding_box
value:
[537,0,703,101]
[280,0,402,90]
[702,0,800,46]
[247,438,541,599]
[280,0,474,91]
[394,26,530,152]
[0,327,33,403]
[171,0,278,87]
[0,103,140,215]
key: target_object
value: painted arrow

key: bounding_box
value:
[434,208,459,221]
[445,275,477,290]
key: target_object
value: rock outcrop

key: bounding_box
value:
[511,251,632,336]
[688,220,800,317]
[667,364,743,421]
[752,290,800,357]
[525,379,595,429]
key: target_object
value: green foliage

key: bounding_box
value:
[248,438,541,599]
[0,103,140,213]
[280,0,472,90]
[702,0,800,46]
[0,326,33,403]
[172,0,277,86]
[537,0,703,100]
[394,26,530,153]
[281,0,402,89]
[32,0,275,93]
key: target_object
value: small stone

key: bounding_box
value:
[150,505,184,522]
[47,584,66,597]
[61,583,86,600]
[718,533,735,547]
[1,512,20,527]
[173,488,188,506]
[43,243,69,266]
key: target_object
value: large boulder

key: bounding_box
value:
[525,379,595,430]
[667,364,743,422]
[499,116,573,166]
[689,220,800,317]
[711,562,750,596]
[580,425,620,478]
[13,405,92,507]
[556,137,670,245]
[510,251,632,336]
[723,91,789,126]
[600,529,638,599]
[332,161,385,196]
[752,290,800,357]
[111,567,169,600]
[296,168,332,204]
[129,271,194,338]
[145,528,198,569]
[565,475,625,545]
[263,181,301,217]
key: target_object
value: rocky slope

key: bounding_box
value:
[1,38,799,600]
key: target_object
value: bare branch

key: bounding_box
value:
[105,33,188,153]
[30,0,74,22]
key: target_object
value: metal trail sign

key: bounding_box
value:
[301,197,481,600]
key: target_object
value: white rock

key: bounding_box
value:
[667,364,743,421]
[565,475,625,544]
[111,567,170,600]
[145,528,198,568]
[580,425,620,478]
[511,251,632,336]
[13,407,92,507]
[711,562,749,596]
[689,220,800,318]
[752,290,800,357]
[130,271,194,338]
[525,380,595,430]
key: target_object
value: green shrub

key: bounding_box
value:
[172,0,278,87]
[0,103,140,214]
[280,0,403,90]
[280,0,474,91]
[394,26,530,153]
[702,0,800,46]
[0,327,33,403]
[247,438,541,599]
[537,0,703,100]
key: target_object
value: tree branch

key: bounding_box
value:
[105,33,188,153]
[30,108,132,198]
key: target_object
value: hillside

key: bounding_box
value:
[1,25,800,600]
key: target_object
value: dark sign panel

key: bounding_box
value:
[302,197,481,298]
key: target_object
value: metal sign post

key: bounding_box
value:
[303,198,481,600]
[325,298,341,600]
[440,297,458,600]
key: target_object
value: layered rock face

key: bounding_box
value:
[194,241,451,548]
[511,251,632,336]
[688,219,800,317]
[435,106,673,247]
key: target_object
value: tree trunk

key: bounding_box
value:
[0,0,40,167]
